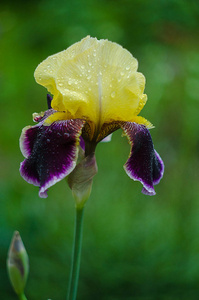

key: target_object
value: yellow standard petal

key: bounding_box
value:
[34,36,148,131]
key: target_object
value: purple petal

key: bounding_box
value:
[20,119,85,198]
[121,122,164,196]
[47,94,52,109]
[79,136,85,151]
[21,108,56,157]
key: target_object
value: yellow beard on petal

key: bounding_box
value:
[35,36,149,132]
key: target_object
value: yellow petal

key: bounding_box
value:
[130,116,154,129]
[34,36,147,130]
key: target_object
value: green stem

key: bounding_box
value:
[67,207,84,300]
[18,293,28,300]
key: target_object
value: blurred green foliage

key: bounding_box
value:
[1,0,199,299]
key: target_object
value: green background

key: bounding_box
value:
[1,0,199,299]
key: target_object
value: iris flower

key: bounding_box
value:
[20,36,164,200]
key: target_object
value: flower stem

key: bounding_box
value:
[67,207,84,300]
[18,293,28,300]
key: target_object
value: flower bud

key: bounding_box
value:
[7,231,29,295]
[68,153,98,209]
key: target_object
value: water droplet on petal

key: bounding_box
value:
[47,139,50,143]
[126,66,130,70]
[111,91,116,98]
[120,71,125,76]
[64,132,69,138]
[58,82,63,87]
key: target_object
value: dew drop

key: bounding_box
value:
[47,139,50,143]
[57,132,62,137]
[126,66,130,70]
[81,65,85,69]
[68,80,72,85]
[120,71,125,76]
[93,50,96,57]
[111,91,116,98]
[88,62,92,67]
[87,75,91,80]
[64,132,69,138]
[110,83,112,88]
[58,82,63,87]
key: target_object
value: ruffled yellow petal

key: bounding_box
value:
[130,116,154,129]
[34,36,147,130]
[43,112,70,125]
